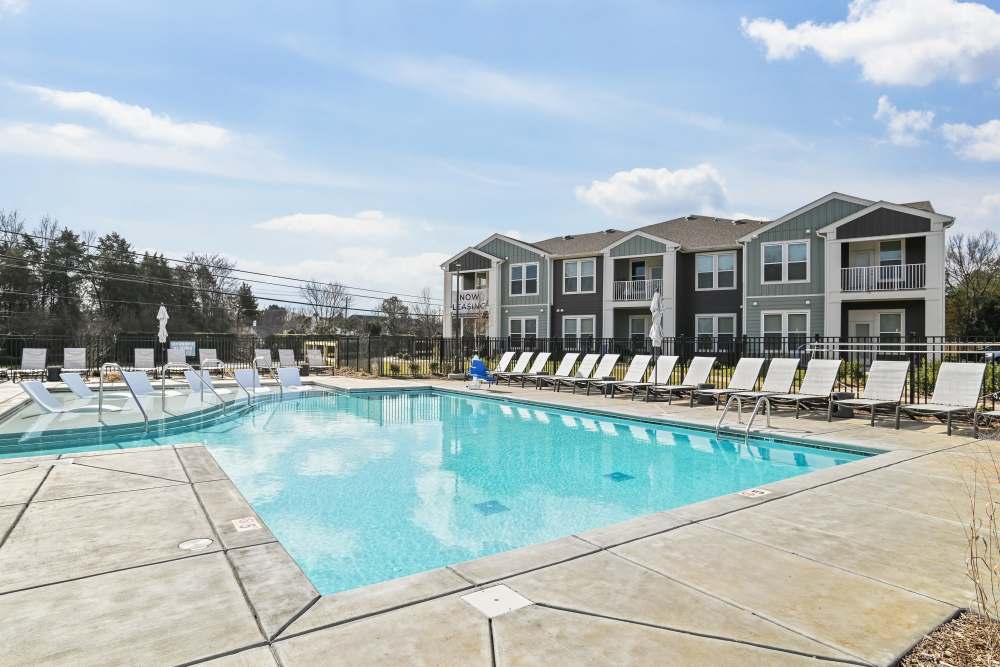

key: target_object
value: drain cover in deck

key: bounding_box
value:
[737,488,771,498]
[462,585,532,618]
[604,471,634,482]
[474,500,509,515]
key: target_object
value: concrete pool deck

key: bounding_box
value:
[0,375,993,665]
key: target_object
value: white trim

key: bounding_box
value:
[816,201,954,236]
[628,314,649,337]
[695,313,737,337]
[739,192,873,242]
[478,233,550,258]
[760,239,810,285]
[562,258,597,294]
[694,251,737,291]
[600,229,680,254]
[846,308,906,338]
[749,292,825,299]
[509,262,539,297]
[508,316,538,337]
[440,246,502,269]
[561,314,596,339]
[761,310,811,337]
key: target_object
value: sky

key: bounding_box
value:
[1,0,999,305]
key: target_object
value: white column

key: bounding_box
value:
[661,248,677,337]
[602,252,614,338]
[924,231,946,337]
[442,270,453,337]
[488,263,501,337]
[823,236,842,337]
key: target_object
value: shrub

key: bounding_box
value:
[388,362,401,375]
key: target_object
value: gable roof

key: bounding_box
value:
[737,192,874,242]
[440,246,501,270]
[816,201,955,235]
[638,215,769,251]
[901,200,936,213]
[476,233,550,258]
[533,229,628,255]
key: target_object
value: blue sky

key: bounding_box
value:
[1,0,999,301]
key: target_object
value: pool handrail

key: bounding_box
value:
[743,396,772,445]
[99,362,149,431]
[183,369,227,414]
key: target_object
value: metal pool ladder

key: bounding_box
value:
[98,362,148,431]
[716,395,772,445]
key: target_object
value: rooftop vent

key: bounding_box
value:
[562,234,574,240]
[604,228,618,234]
[686,214,697,221]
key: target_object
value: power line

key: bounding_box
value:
[14,231,443,303]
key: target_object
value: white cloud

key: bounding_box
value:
[16,83,229,149]
[741,0,1000,86]
[942,118,1000,160]
[253,211,406,239]
[575,164,729,220]
[873,95,935,145]
[0,0,26,17]
[976,192,1000,216]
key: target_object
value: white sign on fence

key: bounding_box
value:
[458,289,489,318]
[170,340,197,358]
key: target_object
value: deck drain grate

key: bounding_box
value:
[474,500,509,516]
[461,585,532,618]
[604,472,634,482]
[232,516,262,532]
[178,538,214,551]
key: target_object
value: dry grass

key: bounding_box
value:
[901,612,1000,666]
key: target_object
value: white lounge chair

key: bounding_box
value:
[234,368,276,398]
[896,362,987,436]
[530,353,580,388]
[12,348,47,382]
[766,359,844,418]
[62,347,89,376]
[253,349,276,377]
[122,370,182,398]
[491,351,516,375]
[277,367,309,392]
[645,356,716,403]
[278,349,299,368]
[134,348,157,376]
[608,356,680,401]
[306,349,334,375]
[183,370,235,397]
[198,348,224,375]
[166,347,187,365]
[598,355,652,398]
[828,360,909,426]
[494,352,533,382]
[20,380,122,413]
[690,358,766,409]
[573,354,621,395]
[731,358,801,404]
[508,352,552,386]
[552,353,601,392]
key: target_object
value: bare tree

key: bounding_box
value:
[300,281,352,332]
[946,231,1000,335]
[412,287,441,337]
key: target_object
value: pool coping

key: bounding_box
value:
[1,377,985,665]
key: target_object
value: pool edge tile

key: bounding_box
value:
[449,535,598,585]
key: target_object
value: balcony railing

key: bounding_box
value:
[612,278,662,302]
[841,263,926,292]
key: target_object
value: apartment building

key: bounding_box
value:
[441,193,953,343]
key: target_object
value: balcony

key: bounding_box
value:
[841,263,926,292]
[612,278,662,302]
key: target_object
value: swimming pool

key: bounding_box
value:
[2,389,866,594]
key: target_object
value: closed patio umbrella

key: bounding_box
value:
[157,305,169,399]
[649,290,663,383]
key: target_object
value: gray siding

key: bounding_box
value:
[744,296,824,336]
[610,235,667,257]
[447,251,492,272]
[478,237,549,306]
[745,197,867,298]
[551,257,603,337]
[837,208,931,239]
[841,299,925,338]
[675,251,743,337]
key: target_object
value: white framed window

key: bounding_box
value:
[761,310,810,350]
[695,252,736,291]
[628,315,648,339]
[562,315,595,340]
[695,314,737,338]
[563,259,596,294]
[509,316,538,343]
[879,240,903,266]
[761,240,809,284]
[510,262,539,296]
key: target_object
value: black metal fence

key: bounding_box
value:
[1,333,998,407]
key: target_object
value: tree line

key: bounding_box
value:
[0,211,441,337]
[946,230,1000,337]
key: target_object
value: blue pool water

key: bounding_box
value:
[6,390,865,594]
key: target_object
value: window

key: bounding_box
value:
[762,311,810,350]
[630,261,645,282]
[695,314,736,350]
[695,252,736,290]
[563,259,595,294]
[879,240,903,266]
[510,263,538,296]
[563,315,595,341]
[509,317,537,344]
[761,241,809,283]
[628,315,648,342]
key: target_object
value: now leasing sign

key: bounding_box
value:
[458,289,489,318]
